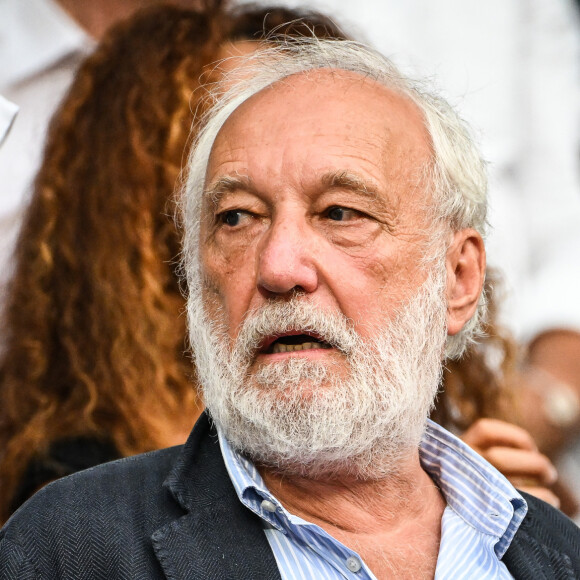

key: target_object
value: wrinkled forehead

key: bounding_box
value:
[210,68,430,158]
[204,69,433,209]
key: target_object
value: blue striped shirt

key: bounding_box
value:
[218,420,527,579]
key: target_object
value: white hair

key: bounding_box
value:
[181,38,488,359]
[189,260,448,479]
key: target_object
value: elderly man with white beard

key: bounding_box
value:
[1,39,579,580]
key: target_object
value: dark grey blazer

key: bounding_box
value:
[1,413,579,579]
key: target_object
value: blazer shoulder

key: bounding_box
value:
[21,444,182,508]
[0,445,185,578]
[504,491,580,579]
[521,492,580,551]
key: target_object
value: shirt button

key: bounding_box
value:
[260,499,278,513]
[345,556,362,573]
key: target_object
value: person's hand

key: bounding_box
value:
[460,418,560,508]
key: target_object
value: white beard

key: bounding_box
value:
[187,264,448,480]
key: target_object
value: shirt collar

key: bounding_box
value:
[421,420,527,558]
[0,0,93,87]
[217,430,285,531]
[218,419,527,557]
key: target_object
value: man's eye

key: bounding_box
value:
[326,206,358,222]
[220,210,248,227]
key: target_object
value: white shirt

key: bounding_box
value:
[0,0,93,285]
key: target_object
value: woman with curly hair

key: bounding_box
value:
[0,2,560,523]
[0,1,352,522]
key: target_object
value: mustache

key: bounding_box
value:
[233,298,361,359]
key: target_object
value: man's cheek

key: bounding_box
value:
[202,241,245,286]
[201,256,253,331]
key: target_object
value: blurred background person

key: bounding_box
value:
[0,2,560,523]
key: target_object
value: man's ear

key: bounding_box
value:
[445,228,486,336]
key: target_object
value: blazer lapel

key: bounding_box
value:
[151,413,282,580]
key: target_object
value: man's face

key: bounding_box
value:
[191,71,450,477]
[201,70,434,364]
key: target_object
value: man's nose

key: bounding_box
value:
[257,218,319,296]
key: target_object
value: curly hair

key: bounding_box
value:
[433,269,518,432]
[0,1,352,524]
[0,3,228,521]
[0,2,516,522]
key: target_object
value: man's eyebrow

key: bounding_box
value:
[204,175,255,206]
[205,171,384,204]
[321,170,381,199]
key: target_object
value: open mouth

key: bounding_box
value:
[261,332,333,354]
